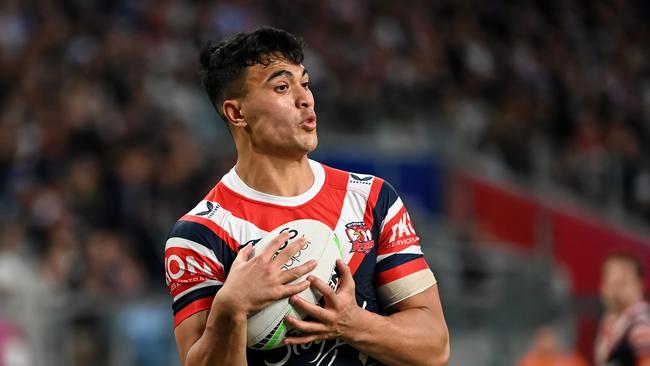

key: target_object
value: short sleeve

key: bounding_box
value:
[164,219,236,327]
[372,180,437,309]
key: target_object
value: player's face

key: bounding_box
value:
[238,57,317,158]
[600,259,644,312]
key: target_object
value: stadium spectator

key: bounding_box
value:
[517,325,588,366]
[0,316,31,366]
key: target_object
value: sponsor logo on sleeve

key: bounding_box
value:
[165,248,221,292]
[387,212,419,248]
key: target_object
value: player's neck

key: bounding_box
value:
[610,297,644,317]
[234,154,314,197]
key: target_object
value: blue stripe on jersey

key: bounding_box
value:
[169,220,237,274]
[376,253,423,274]
[353,260,381,314]
[172,285,221,314]
[372,180,399,232]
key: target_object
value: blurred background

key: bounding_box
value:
[1,0,650,365]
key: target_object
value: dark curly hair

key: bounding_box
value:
[199,27,305,123]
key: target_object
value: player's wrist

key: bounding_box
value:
[340,305,371,344]
[212,290,249,323]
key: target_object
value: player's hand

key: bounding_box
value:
[283,259,362,344]
[216,232,317,318]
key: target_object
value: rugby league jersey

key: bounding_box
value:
[164,159,437,365]
[595,301,650,366]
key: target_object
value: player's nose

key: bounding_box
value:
[295,87,314,109]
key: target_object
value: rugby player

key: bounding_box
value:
[164,27,450,366]
[596,253,650,366]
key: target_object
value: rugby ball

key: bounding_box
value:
[247,219,343,350]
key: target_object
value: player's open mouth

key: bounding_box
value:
[300,116,317,131]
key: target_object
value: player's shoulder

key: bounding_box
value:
[624,302,650,339]
[316,160,389,193]
[316,160,401,213]
[629,315,650,353]
[166,184,228,242]
[629,301,650,322]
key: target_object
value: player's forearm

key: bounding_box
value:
[185,297,248,366]
[343,307,449,366]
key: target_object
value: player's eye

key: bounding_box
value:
[301,81,310,90]
[275,84,288,92]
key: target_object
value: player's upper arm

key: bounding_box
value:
[387,284,449,363]
[165,218,235,326]
[387,283,444,317]
[174,310,209,365]
[371,179,437,309]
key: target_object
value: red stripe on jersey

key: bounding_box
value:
[169,281,216,301]
[179,215,240,253]
[349,178,384,275]
[322,165,350,189]
[215,167,348,231]
[204,186,219,202]
[173,297,213,327]
[348,252,364,275]
[374,257,429,286]
[318,165,348,228]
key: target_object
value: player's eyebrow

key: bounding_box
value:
[264,68,309,84]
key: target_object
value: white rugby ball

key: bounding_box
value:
[246,219,343,350]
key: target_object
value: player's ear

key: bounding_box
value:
[223,99,246,128]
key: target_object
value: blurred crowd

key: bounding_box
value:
[0,0,649,312]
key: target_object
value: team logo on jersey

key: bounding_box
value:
[345,222,374,253]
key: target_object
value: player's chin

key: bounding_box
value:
[300,135,318,153]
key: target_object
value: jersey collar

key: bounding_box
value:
[221,159,325,207]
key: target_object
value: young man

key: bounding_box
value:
[164,27,450,366]
[595,253,650,366]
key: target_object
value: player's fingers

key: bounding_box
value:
[335,259,355,293]
[289,294,334,322]
[279,260,317,284]
[306,275,336,303]
[276,280,311,299]
[233,243,253,264]
[259,231,292,262]
[283,334,322,346]
[283,315,329,334]
[273,237,308,265]
[308,275,336,297]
